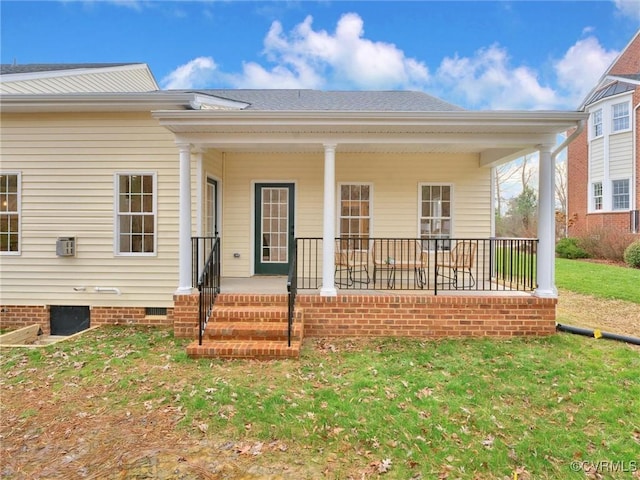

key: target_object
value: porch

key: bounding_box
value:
[181,237,556,360]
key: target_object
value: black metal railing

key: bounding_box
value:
[192,236,220,345]
[293,237,538,294]
[631,210,640,234]
[286,240,298,347]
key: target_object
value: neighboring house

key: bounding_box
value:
[0,63,585,358]
[567,30,640,238]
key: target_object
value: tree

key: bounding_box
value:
[500,186,538,237]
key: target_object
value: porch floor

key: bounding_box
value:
[219,276,533,296]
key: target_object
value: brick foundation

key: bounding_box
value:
[0,304,173,335]
[1,293,557,342]
[91,307,173,329]
[173,293,200,338]
[297,294,557,338]
[0,305,51,335]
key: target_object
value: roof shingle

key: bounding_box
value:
[190,89,464,112]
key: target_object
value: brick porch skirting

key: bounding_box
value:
[296,294,557,338]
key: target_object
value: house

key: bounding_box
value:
[567,30,640,238]
[0,63,585,358]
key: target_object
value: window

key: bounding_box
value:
[339,184,370,247]
[0,173,20,253]
[612,102,629,132]
[592,109,603,137]
[612,179,630,210]
[116,173,156,254]
[419,184,451,250]
[592,182,603,211]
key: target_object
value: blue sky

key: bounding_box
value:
[1,1,639,110]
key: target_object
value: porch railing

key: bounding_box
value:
[287,240,298,347]
[192,236,221,345]
[631,210,640,234]
[294,237,538,294]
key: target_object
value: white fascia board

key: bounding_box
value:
[0,92,194,112]
[152,109,585,129]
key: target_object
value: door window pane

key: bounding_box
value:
[261,187,289,263]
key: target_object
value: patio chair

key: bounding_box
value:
[372,239,427,288]
[335,238,370,287]
[435,240,477,289]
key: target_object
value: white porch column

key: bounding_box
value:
[321,144,338,296]
[176,143,194,294]
[535,144,557,298]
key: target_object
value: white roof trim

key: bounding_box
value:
[189,93,250,110]
[0,63,157,86]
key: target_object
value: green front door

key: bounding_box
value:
[254,183,295,275]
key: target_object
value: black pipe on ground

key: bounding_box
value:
[556,323,640,346]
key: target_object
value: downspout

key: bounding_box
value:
[556,323,640,346]
[633,102,639,230]
[552,119,586,236]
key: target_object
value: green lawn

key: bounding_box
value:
[2,328,639,479]
[556,258,640,303]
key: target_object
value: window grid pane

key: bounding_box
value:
[612,179,630,210]
[612,103,629,132]
[420,185,452,250]
[339,184,371,247]
[592,182,603,211]
[592,109,602,137]
[117,174,155,254]
[0,174,19,252]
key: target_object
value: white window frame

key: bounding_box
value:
[418,183,453,251]
[611,101,630,133]
[114,172,157,256]
[611,179,630,211]
[0,172,21,255]
[591,108,603,138]
[337,183,373,241]
[591,181,603,211]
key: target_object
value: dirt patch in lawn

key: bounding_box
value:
[0,361,321,480]
[557,289,640,338]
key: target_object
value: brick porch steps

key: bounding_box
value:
[186,340,300,360]
[186,293,303,360]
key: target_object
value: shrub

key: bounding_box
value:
[555,237,589,259]
[623,240,640,268]
[577,227,636,262]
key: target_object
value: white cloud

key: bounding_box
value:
[613,0,640,21]
[554,36,619,106]
[159,13,623,112]
[233,13,429,90]
[434,44,558,110]
[160,57,217,89]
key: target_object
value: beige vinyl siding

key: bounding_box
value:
[221,152,489,277]
[221,152,323,277]
[609,131,633,179]
[0,112,180,307]
[589,137,605,181]
[0,66,157,94]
